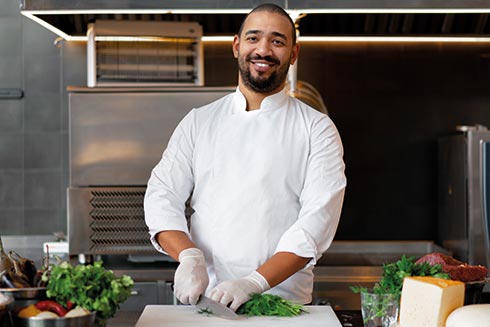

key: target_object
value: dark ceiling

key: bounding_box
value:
[36,12,490,37]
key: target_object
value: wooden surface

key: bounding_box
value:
[135,305,343,327]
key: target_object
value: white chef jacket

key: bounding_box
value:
[144,87,346,304]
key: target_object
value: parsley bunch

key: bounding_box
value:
[42,261,134,327]
[237,294,307,317]
[351,255,450,326]
[352,255,449,297]
[372,255,449,296]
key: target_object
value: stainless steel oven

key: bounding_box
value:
[67,86,234,256]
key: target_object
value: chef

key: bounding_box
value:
[144,3,346,311]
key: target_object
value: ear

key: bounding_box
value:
[290,43,300,65]
[232,34,240,58]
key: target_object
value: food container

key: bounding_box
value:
[11,311,96,327]
[0,288,47,311]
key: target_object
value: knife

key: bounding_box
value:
[196,295,242,320]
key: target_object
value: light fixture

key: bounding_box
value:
[21,6,490,43]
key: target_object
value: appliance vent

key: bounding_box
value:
[87,20,203,87]
[88,189,153,254]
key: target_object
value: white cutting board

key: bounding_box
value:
[135,305,343,327]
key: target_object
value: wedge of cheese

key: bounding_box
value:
[399,276,465,327]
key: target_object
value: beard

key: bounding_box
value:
[238,53,291,94]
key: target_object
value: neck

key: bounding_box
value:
[238,82,284,111]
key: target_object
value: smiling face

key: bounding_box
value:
[233,11,299,95]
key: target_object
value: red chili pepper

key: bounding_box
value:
[35,300,68,317]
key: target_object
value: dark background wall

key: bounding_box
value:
[204,41,490,241]
[1,0,490,242]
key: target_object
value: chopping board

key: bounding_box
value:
[135,305,342,327]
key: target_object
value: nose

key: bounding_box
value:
[255,39,272,57]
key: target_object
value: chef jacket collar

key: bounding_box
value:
[232,87,288,114]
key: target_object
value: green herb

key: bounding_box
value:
[237,293,307,317]
[42,261,134,327]
[351,255,450,297]
[350,255,450,326]
[197,307,213,315]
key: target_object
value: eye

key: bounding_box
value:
[272,39,285,46]
[246,35,258,42]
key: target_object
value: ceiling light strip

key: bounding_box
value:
[202,36,490,43]
[35,35,490,43]
[22,8,490,15]
[22,12,72,40]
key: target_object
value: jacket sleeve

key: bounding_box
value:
[274,115,346,267]
[144,110,196,254]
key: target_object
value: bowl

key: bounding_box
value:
[0,287,47,312]
[11,311,96,327]
[0,288,47,301]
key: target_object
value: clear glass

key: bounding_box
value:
[360,291,399,327]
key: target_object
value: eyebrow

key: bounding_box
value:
[245,30,288,41]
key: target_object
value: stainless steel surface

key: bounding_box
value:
[196,296,241,320]
[12,312,96,327]
[317,240,449,266]
[312,266,382,310]
[68,187,152,255]
[67,87,232,257]
[87,20,203,87]
[438,129,490,267]
[68,87,233,186]
[0,288,46,301]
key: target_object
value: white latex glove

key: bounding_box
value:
[174,248,209,305]
[208,271,270,311]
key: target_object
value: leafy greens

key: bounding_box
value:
[42,261,134,327]
[237,293,307,317]
[351,255,449,297]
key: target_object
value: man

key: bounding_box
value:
[144,3,346,311]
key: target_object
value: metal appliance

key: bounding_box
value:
[87,20,203,87]
[67,86,234,256]
[438,124,490,268]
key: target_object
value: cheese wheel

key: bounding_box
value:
[445,304,490,327]
[399,276,465,327]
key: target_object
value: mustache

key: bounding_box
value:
[247,54,280,65]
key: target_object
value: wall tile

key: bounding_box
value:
[23,55,60,95]
[0,17,22,56]
[22,17,60,55]
[24,170,61,209]
[0,133,23,169]
[0,100,23,132]
[24,94,61,132]
[24,208,65,234]
[0,0,22,17]
[0,56,22,89]
[24,133,61,169]
[0,171,23,207]
[0,209,24,234]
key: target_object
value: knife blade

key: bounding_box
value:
[196,295,242,320]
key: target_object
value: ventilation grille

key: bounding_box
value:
[87,20,203,87]
[96,39,199,85]
[88,189,154,254]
